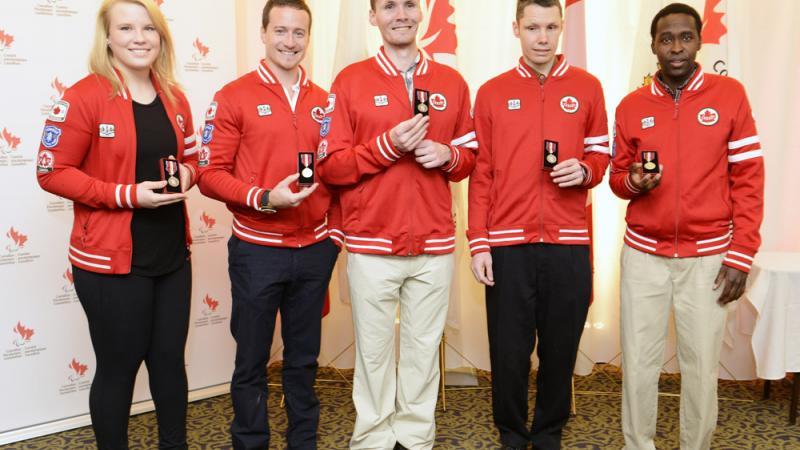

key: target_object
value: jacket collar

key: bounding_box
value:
[515,54,570,80]
[650,63,704,97]
[374,46,431,77]
[256,60,310,87]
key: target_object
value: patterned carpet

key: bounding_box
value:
[3,365,798,449]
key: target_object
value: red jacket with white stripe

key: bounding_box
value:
[610,67,764,272]
[197,62,335,248]
[36,72,198,274]
[467,56,610,255]
[317,48,477,256]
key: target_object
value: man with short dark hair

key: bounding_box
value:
[317,0,477,448]
[468,1,610,449]
[611,3,764,449]
[197,1,338,449]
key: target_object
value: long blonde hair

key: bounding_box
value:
[89,0,181,106]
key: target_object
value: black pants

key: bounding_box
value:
[486,244,591,450]
[228,237,339,450]
[73,262,191,450]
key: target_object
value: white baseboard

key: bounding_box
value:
[0,383,230,446]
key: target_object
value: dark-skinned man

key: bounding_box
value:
[610,3,764,449]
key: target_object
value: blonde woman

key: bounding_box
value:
[36,1,198,448]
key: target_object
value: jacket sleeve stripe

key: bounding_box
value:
[584,135,610,145]
[376,136,394,161]
[125,185,134,208]
[624,175,641,194]
[382,133,401,160]
[184,135,196,145]
[246,186,259,210]
[115,184,124,208]
[728,149,763,163]
[451,131,477,147]
[444,146,460,173]
[728,135,760,150]
[727,250,755,262]
[585,144,610,154]
[723,257,751,270]
[184,143,199,156]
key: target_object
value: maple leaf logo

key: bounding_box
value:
[0,29,14,51]
[702,0,727,45]
[0,128,21,154]
[200,212,216,233]
[203,294,219,313]
[6,227,28,252]
[50,77,67,103]
[419,0,458,64]
[69,358,88,380]
[193,38,210,60]
[13,321,34,345]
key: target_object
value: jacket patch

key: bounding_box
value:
[430,93,447,111]
[48,100,69,123]
[508,99,521,110]
[311,106,325,123]
[99,124,115,138]
[325,94,336,113]
[199,145,210,167]
[560,96,579,114]
[257,104,272,116]
[37,150,54,173]
[374,95,389,107]
[697,108,719,126]
[202,124,214,145]
[41,125,62,148]
[176,114,186,132]
[206,101,218,120]
[320,117,331,137]
[641,116,655,129]
[317,139,328,160]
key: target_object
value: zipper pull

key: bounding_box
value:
[673,101,679,119]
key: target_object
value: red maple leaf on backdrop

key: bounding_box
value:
[702,0,727,44]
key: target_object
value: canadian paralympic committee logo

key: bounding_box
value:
[34,0,78,17]
[0,127,21,155]
[192,211,224,244]
[184,37,219,73]
[61,357,92,394]
[12,322,34,347]
[195,294,227,327]
[1,227,41,265]
[4,321,47,360]
[0,29,27,66]
[53,267,79,305]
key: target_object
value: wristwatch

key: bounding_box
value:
[258,190,277,214]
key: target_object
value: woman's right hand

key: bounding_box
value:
[136,180,187,208]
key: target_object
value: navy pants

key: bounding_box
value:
[486,244,591,450]
[228,237,339,450]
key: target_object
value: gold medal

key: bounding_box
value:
[168,176,180,187]
[546,154,558,164]
[644,161,656,171]
[417,103,429,114]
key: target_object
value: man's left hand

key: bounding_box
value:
[550,158,585,187]
[714,265,748,305]
[414,140,451,169]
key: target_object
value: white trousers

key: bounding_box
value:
[620,246,728,450]
[347,253,453,450]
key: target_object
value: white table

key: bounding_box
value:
[742,251,800,424]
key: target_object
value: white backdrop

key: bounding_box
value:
[0,0,238,444]
[2,0,799,445]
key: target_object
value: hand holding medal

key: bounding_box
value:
[628,152,663,193]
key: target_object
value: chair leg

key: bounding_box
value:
[763,379,771,400]
[570,376,577,416]
[790,373,799,425]
[439,333,447,411]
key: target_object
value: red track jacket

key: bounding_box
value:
[317,48,477,256]
[467,56,610,255]
[610,67,764,272]
[197,62,335,247]
[36,71,198,274]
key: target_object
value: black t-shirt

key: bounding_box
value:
[130,96,187,276]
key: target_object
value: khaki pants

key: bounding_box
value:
[621,246,728,450]
[347,253,453,450]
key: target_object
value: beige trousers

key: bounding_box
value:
[347,253,453,450]
[621,245,728,450]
